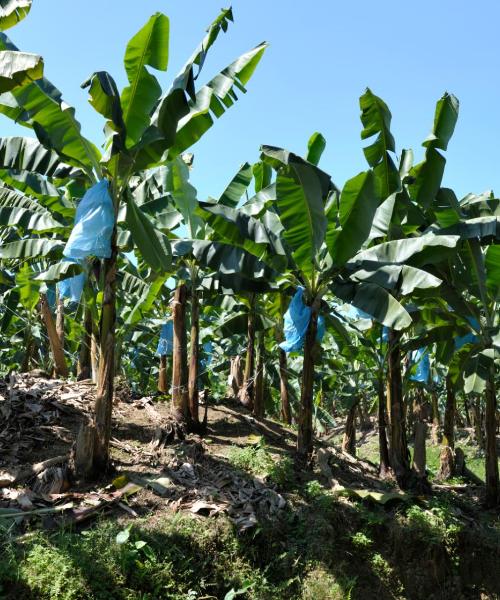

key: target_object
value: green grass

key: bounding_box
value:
[1,482,499,600]
[354,432,493,482]
[226,439,294,488]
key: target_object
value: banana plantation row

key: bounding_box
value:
[0,3,498,507]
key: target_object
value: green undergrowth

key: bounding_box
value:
[1,482,499,600]
[226,438,294,488]
[354,434,492,482]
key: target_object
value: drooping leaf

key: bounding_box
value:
[0,238,64,259]
[333,280,412,330]
[125,194,171,272]
[0,50,42,91]
[34,260,83,283]
[463,349,494,395]
[485,244,500,299]
[0,0,32,32]
[261,146,331,278]
[172,239,276,283]
[0,136,76,177]
[0,33,102,174]
[82,71,125,154]
[352,233,459,265]
[0,204,64,231]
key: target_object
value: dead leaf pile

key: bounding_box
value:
[0,373,94,475]
[130,447,287,532]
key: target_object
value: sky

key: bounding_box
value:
[3,0,500,201]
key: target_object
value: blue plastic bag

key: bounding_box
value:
[409,348,430,383]
[202,341,213,367]
[63,179,114,260]
[343,304,373,321]
[58,272,86,303]
[45,285,56,310]
[280,288,325,353]
[156,321,174,356]
[57,258,86,303]
[454,317,479,350]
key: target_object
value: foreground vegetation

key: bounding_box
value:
[1,451,499,600]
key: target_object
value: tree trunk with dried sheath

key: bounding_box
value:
[171,283,188,420]
[77,307,92,380]
[91,233,117,474]
[485,371,499,507]
[239,301,256,409]
[412,388,428,483]
[431,391,441,445]
[342,398,359,457]
[253,330,265,418]
[188,288,200,423]
[297,303,319,458]
[279,348,292,424]
[55,290,64,348]
[377,374,391,477]
[39,293,68,378]
[387,328,411,488]
[438,374,456,480]
[158,355,168,393]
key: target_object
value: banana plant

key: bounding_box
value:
[428,192,500,506]
[0,7,267,477]
[335,90,461,488]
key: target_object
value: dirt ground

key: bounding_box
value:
[0,373,304,530]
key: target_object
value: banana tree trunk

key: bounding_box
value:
[39,293,68,378]
[55,290,64,348]
[188,288,199,423]
[463,395,472,428]
[92,237,117,473]
[431,391,441,445]
[172,283,188,420]
[158,355,168,393]
[485,372,499,507]
[377,374,391,477]
[253,331,265,418]
[228,355,243,397]
[438,375,456,480]
[342,399,359,456]
[297,308,319,458]
[77,307,92,380]
[91,330,99,384]
[412,388,428,482]
[387,328,411,488]
[21,320,35,373]
[279,348,292,424]
[473,396,484,449]
[239,301,255,410]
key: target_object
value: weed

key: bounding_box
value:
[226,439,293,487]
[301,566,356,600]
[351,531,373,550]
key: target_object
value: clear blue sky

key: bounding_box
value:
[3,0,500,201]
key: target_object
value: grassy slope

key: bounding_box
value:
[1,407,500,600]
